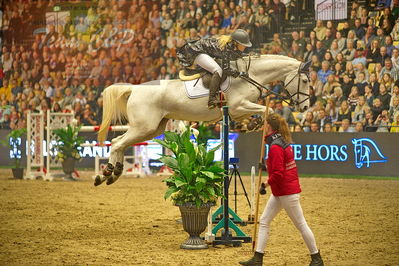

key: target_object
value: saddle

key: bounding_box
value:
[179,67,228,89]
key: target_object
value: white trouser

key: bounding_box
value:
[193,53,223,77]
[256,193,319,255]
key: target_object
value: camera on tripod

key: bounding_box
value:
[229,157,239,164]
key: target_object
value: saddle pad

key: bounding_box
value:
[184,76,231,99]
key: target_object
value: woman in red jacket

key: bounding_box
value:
[240,113,324,266]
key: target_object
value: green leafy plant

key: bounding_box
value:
[154,128,225,207]
[196,123,217,145]
[53,125,84,162]
[0,128,27,168]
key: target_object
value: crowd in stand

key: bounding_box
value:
[0,0,160,129]
[1,0,399,133]
[159,0,399,133]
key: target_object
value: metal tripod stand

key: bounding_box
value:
[228,157,251,215]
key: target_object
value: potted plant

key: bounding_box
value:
[53,125,84,181]
[1,128,27,179]
[154,128,225,250]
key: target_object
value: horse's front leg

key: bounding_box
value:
[229,101,271,120]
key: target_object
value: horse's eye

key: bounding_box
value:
[303,79,308,83]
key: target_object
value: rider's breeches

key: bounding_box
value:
[193,53,223,77]
[256,193,319,255]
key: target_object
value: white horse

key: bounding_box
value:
[94,55,310,186]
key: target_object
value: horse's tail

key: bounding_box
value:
[98,84,132,144]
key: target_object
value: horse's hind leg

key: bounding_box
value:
[106,118,169,185]
[94,134,125,186]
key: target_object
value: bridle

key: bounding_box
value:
[281,64,311,107]
[237,57,311,108]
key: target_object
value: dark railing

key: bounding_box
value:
[316,0,347,20]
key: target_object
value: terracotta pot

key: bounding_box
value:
[62,158,76,180]
[177,202,213,250]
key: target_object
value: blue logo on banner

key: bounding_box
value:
[352,138,388,168]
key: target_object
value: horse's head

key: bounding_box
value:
[284,61,311,112]
[352,139,364,168]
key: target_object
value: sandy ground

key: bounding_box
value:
[0,169,398,266]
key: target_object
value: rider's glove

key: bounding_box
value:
[225,68,240,78]
[239,71,249,78]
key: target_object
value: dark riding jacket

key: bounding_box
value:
[177,37,244,69]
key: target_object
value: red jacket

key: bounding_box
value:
[266,133,301,196]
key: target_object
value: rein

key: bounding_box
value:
[237,59,310,107]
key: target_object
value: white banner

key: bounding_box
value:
[315,0,347,20]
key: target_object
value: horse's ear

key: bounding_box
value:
[301,60,312,73]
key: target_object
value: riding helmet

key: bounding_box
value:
[231,29,252,47]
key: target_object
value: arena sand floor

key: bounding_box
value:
[0,169,398,266]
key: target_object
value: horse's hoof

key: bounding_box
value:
[94,175,104,186]
[106,176,115,185]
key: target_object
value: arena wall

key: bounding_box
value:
[236,132,399,177]
[1,130,398,177]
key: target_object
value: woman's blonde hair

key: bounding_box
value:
[217,35,233,49]
[266,113,293,143]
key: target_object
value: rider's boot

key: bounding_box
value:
[208,72,222,109]
[309,251,324,266]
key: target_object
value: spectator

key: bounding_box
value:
[363,110,376,132]
[390,114,399,132]
[309,71,323,97]
[310,122,319,132]
[380,57,399,81]
[315,108,331,132]
[322,74,340,99]
[314,41,326,62]
[323,28,334,49]
[335,31,346,52]
[371,98,384,120]
[363,26,376,49]
[317,61,333,84]
[341,74,355,97]
[274,100,296,126]
[344,61,356,80]
[390,86,399,108]
[379,8,395,32]
[377,83,392,110]
[374,109,391,132]
[335,101,352,128]
[354,121,364,132]
[300,111,314,132]
[314,20,326,41]
[354,18,366,39]
[367,39,382,66]
[332,87,347,107]
[323,122,334,132]
[303,43,315,62]
[342,39,356,61]
[310,55,321,72]
[380,72,393,91]
[339,118,355,132]
[329,40,341,60]
[385,35,395,56]
[354,72,368,95]
[352,48,367,67]
[391,48,399,68]
[353,95,369,122]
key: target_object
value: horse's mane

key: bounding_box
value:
[234,54,300,71]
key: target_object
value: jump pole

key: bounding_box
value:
[212,106,251,247]
[252,96,271,251]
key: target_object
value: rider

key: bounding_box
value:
[177,29,252,109]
